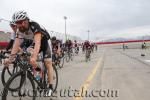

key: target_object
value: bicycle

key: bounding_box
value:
[2,51,58,100]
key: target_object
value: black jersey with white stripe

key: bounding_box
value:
[16,21,51,51]
[16,20,50,41]
[29,21,50,40]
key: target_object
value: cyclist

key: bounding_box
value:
[94,43,98,51]
[51,36,61,62]
[0,21,18,64]
[83,40,91,53]
[82,43,85,53]
[6,21,17,51]
[0,21,17,63]
[74,40,79,54]
[65,39,73,52]
[4,11,53,96]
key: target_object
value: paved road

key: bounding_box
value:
[0,45,150,100]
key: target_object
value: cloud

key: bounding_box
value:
[1,0,150,41]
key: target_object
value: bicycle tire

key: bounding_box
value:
[2,71,36,100]
[52,65,58,92]
[1,65,20,86]
[1,67,12,86]
[58,57,64,68]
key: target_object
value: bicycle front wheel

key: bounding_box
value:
[53,65,58,92]
[58,57,64,68]
[2,71,36,100]
[1,65,20,86]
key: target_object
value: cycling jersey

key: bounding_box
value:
[20,39,33,49]
[84,42,91,50]
[16,21,52,59]
[51,40,59,53]
[65,41,72,49]
[16,21,50,40]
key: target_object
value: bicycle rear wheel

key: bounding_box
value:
[42,64,58,94]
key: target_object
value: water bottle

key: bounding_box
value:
[34,52,43,81]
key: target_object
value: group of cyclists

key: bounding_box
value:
[0,10,98,98]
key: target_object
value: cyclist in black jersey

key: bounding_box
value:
[4,10,53,96]
[51,36,61,61]
[65,39,73,52]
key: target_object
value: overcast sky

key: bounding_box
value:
[1,0,150,41]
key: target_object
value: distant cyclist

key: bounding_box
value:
[83,40,91,52]
[74,40,79,54]
[83,40,91,61]
[91,43,94,52]
[51,36,61,62]
[94,43,98,51]
[65,39,73,53]
[82,43,85,53]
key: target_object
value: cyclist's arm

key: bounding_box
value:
[32,32,42,60]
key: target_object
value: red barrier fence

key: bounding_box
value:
[1,40,150,47]
[0,42,8,47]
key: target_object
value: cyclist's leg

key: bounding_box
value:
[43,49,53,82]
[44,58,53,86]
[42,40,54,96]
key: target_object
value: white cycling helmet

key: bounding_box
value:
[12,10,29,22]
[9,20,16,25]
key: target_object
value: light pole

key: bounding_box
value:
[87,30,90,41]
[64,16,67,41]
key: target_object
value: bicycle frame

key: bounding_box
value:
[14,53,48,90]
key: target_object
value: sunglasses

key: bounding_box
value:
[10,25,16,27]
